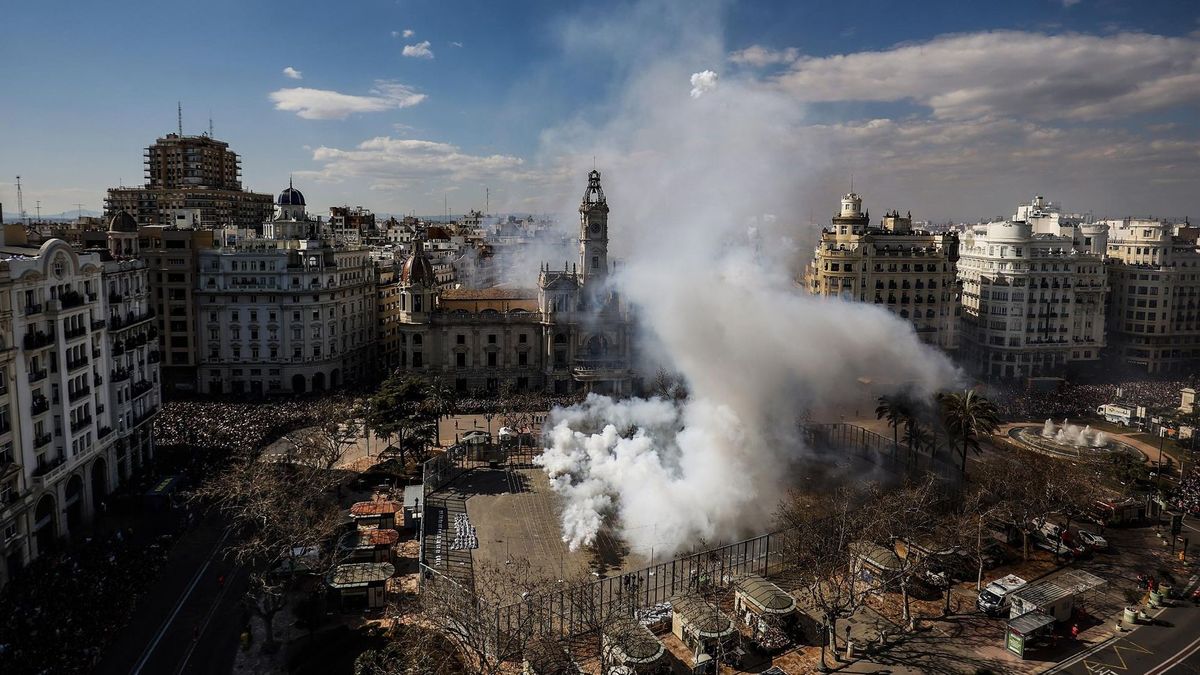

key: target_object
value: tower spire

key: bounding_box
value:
[178,101,183,135]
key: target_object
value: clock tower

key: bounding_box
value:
[579,169,609,288]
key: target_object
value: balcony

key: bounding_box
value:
[130,380,155,398]
[132,405,159,428]
[28,369,48,384]
[64,326,88,341]
[66,356,89,372]
[68,386,91,403]
[32,456,69,489]
[24,303,43,316]
[34,432,52,448]
[91,319,106,331]
[31,396,50,415]
[97,426,112,439]
[93,373,104,386]
[22,331,55,350]
[92,347,101,358]
[87,292,98,303]
[112,369,130,383]
[70,416,93,433]
[108,292,123,304]
[148,350,161,364]
[112,343,125,357]
[59,291,85,309]
[109,311,155,332]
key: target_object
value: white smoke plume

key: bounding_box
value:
[534,0,962,556]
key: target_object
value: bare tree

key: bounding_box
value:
[421,558,552,675]
[353,623,468,675]
[192,450,343,651]
[777,487,873,670]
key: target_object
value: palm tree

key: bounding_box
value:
[876,395,905,462]
[938,390,1001,477]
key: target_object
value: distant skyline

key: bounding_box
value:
[1,0,1198,224]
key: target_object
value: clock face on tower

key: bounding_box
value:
[590,222,600,234]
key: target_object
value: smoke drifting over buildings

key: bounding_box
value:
[535,3,962,556]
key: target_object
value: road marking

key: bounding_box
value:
[130,528,231,675]
[1145,632,1200,675]
[174,565,241,675]
[1045,603,1169,674]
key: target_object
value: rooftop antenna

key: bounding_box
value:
[177,101,183,135]
[485,187,489,215]
[35,201,41,222]
[75,203,84,220]
[850,172,854,193]
[15,175,26,225]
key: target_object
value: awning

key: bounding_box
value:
[325,562,395,589]
[735,575,798,615]
[1008,611,1055,636]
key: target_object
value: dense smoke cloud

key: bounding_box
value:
[534,0,961,556]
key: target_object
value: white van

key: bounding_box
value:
[977,574,1027,615]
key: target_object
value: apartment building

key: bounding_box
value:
[1104,219,1200,374]
[105,132,273,230]
[0,221,159,587]
[138,225,214,392]
[195,184,375,395]
[807,193,961,350]
[957,220,1107,379]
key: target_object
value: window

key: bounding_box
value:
[456,353,466,367]
[487,352,498,367]
[488,334,497,344]
[518,352,528,366]
[592,256,599,269]
[518,333,528,344]
[413,352,423,367]
[456,334,465,345]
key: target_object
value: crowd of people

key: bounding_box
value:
[154,394,360,453]
[1172,469,1200,515]
[450,392,586,414]
[990,379,1194,421]
[0,530,173,674]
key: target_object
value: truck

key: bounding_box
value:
[1097,403,1144,427]
[977,574,1028,615]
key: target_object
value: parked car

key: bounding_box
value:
[980,541,1012,570]
[1076,530,1109,551]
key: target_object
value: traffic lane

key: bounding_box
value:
[134,552,241,675]
[180,564,248,675]
[94,520,229,675]
[1057,603,1200,675]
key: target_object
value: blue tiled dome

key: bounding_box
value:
[278,184,306,206]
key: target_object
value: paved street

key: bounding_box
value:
[94,518,244,675]
[1050,582,1200,675]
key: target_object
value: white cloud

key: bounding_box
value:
[450,41,463,48]
[689,70,718,98]
[771,31,1200,121]
[269,81,426,120]
[282,66,303,80]
[1062,0,1082,7]
[403,28,414,38]
[302,136,530,188]
[402,40,434,59]
[728,45,798,67]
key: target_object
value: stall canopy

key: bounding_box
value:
[339,528,399,551]
[672,595,735,638]
[350,501,400,518]
[1054,569,1106,595]
[325,562,395,589]
[1008,611,1055,636]
[735,575,798,615]
[1010,581,1071,611]
[605,616,666,664]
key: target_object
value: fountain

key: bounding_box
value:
[1042,418,1107,448]
[1016,417,1138,460]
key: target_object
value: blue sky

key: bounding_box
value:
[1,0,1198,221]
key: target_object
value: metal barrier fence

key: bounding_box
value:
[418,422,956,646]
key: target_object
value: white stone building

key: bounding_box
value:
[957,220,1107,379]
[195,184,375,395]
[806,193,961,351]
[1103,218,1200,374]
[0,219,160,587]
